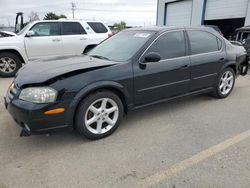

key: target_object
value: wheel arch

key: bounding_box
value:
[0,49,26,64]
[220,61,237,75]
[66,81,132,127]
[83,44,97,54]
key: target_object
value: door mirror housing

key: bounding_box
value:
[26,30,35,37]
[144,52,161,63]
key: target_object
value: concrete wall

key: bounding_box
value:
[157,0,205,26]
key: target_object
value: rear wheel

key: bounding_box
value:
[0,52,22,77]
[213,67,235,98]
[75,91,124,140]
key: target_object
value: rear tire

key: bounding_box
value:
[75,91,124,140]
[213,67,235,99]
[0,52,22,77]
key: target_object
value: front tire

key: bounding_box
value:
[214,67,235,99]
[0,52,22,77]
[75,91,124,140]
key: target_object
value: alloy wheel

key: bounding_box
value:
[0,57,17,73]
[84,98,119,135]
[219,70,234,96]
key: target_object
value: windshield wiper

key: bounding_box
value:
[90,55,110,61]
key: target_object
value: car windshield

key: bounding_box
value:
[17,22,33,35]
[88,30,155,62]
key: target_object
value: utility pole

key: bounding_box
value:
[71,2,76,19]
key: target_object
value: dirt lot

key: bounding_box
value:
[0,74,250,188]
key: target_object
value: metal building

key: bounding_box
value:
[157,0,250,38]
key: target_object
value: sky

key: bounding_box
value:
[0,0,157,27]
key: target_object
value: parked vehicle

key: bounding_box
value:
[205,25,223,36]
[0,20,112,77]
[234,26,250,58]
[0,31,16,37]
[4,27,248,139]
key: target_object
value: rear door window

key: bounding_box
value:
[62,22,86,35]
[87,22,108,33]
[187,30,221,55]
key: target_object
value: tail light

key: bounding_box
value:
[108,33,113,37]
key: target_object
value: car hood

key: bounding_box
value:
[0,31,17,36]
[15,55,118,87]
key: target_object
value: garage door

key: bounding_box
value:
[205,0,249,20]
[165,0,193,26]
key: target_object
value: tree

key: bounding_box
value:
[113,21,127,31]
[43,12,67,20]
[28,11,40,22]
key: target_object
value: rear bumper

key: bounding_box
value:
[4,95,71,136]
[236,55,249,76]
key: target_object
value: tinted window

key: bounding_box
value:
[30,22,60,36]
[217,38,222,49]
[87,22,108,33]
[187,31,220,55]
[146,31,186,59]
[62,22,86,35]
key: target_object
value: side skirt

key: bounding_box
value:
[130,87,214,111]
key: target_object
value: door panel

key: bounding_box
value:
[189,52,226,91]
[187,30,226,91]
[25,36,63,60]
[62,35,88,55]
[133,31,190,105]
[133,57,190,105]
[24,22,62,60]
[61,22,88,55]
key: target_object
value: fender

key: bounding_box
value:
[219,60,236,74]
[66,81,132,126]
[0,47,28,64]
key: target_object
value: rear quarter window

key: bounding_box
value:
[87,22,108,33]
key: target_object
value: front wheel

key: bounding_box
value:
[75,91,124,140]
[0,52,22,77]
[214,67,236,98]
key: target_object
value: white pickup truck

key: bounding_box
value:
[0,20,112,77]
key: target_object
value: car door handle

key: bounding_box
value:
[80,37,87,41]
[179,64,189,69]
[219,58,225,62]
[52,39,61,42]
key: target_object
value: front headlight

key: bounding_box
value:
[19,87,57,103]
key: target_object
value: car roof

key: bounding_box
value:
[32,20,106,24]
[126,26,183,32]
[126,26,216,33]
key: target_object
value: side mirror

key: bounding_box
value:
[26,30,35,37]
[144,52,161,63]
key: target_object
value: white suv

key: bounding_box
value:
[0,20,112,77]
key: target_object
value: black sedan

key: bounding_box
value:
[4,27,249,139]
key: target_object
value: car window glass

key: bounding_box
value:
[88,31,154,62]
[87,22,108,33]
[62,22,86,35]
[30,22,60,36]
[145,31,186,60]
[242,32,250,40]
[187,30,220,55]
[217,38,222,49]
